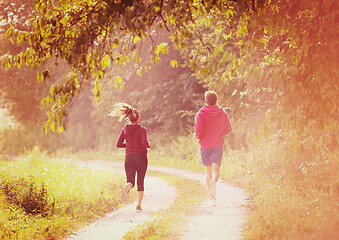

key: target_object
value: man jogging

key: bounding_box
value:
[194,91,232,207]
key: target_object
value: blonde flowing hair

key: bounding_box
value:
[109,103,140,123]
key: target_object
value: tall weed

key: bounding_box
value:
[1,176,53,216]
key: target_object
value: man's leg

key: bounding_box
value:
[211,162,220,183]
[204,165,215,199]
[210,147,222,201]
[210,162,220,199]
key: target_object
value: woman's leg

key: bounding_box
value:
[121,182,133,202]
[137,191,144,208]
[122,155,136,202]
[135,154,148,209]
[124,155,136,187]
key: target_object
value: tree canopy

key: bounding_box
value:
[176,0,338,147]
[2,0,210,132]
[1,0,338,149]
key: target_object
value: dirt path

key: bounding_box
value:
[150,166,247,240]
[67,162,176,240]
[67,161,247,240]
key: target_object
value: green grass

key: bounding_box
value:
[147,135,339,240]
[60,148,207,239]
[123,171,206,240]
[0,147,126,240]
[53,147,207,239]
[48,135,339,239]
[147,136,203,172]
[55,149,124,162]
[2,134,337,240]
[216,139,339,240]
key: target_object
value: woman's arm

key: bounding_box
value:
[116,130,127,148]
[141,128,150,148]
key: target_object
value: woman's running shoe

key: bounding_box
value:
[121,183,132,202]
[136,206,142,212]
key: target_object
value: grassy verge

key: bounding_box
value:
[144,136,339,240]
[221,141,339,240]
[123,171,206,240]
[147,136,203,172]
[33,133,338,240]
[0,147,125,240]
[55,149,123,162]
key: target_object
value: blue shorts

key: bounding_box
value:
[200,147,223,166]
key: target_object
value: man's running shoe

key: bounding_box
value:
[136,206,142,212]
[209,198,216,207]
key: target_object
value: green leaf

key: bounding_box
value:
[5,26,13,39]
[171,60,178,68]
[114,76,123,88]
[50,121,55,132]
[229,70,233,80]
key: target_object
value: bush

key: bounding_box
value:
[1,175,54,216]
[0,147,124,239]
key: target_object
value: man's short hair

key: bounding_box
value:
[205,91,217,105]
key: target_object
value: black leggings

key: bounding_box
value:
[124,153,148,191]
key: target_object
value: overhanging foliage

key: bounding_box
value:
[1,0,337,149]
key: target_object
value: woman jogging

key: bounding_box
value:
[110,103,150,212]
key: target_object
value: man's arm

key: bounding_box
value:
[223,112,232,136]
[194,112,203,139]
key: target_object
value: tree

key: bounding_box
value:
[92,31,206,145]
[0,0,36,32]
[0,0,47,127]
[1,0,338,150]
[1,0,223,132]
[173,0,338,148]
[0,32,73,129]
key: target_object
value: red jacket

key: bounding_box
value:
[194,105,232,149]
[116,124,150,155]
